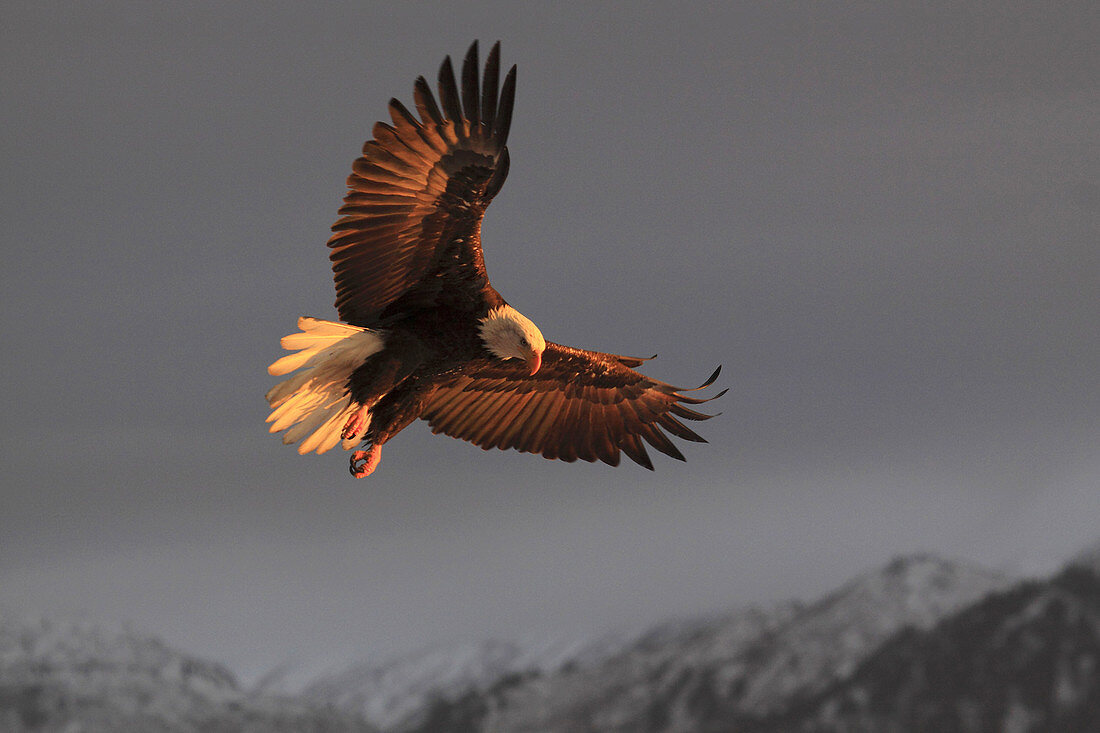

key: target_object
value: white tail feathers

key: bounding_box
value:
[266,317,385,454]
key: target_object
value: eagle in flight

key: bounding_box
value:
[267,42,723,477]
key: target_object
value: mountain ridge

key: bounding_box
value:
[11,546,1100,732]
[762,564,1100,731]
[471,554,1012,733]
[0,612,375,732]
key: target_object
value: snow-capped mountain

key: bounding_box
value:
[0,612,374,732]
[728,553,1015,715]
[1067,537,1100,576]
[777,564,1100,731]
[466,555,1012,733]
[300,630,647,731]
[12,548,1094,733]
[291,554,1010,732]
[301,639,530,731]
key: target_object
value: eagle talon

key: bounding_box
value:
[341,407,369,441]
[349,447,381,478]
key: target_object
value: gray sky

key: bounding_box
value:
[3,2,1098,682]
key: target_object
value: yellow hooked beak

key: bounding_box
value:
[526,349,542,376]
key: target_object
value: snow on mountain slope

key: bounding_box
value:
[424,555,1014,733]
[302,639,527,730]
[300,630,646,731]
[482,602,806,733]
[728,554,1015,716]
[0,552,1022,732]
[778,565,1100,732]
[1067,537,1100,576]
[0,612,374,732]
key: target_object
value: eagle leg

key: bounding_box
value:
[341,404,371,440]
[349,446,381,478]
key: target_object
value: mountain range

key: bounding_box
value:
[382,555,1011,732]
[6,545,1100,732]
[0,614,374,732]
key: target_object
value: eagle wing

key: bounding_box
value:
[329,41,514,325]
[421,343,724,469]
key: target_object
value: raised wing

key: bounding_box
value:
[421,343,724,469]
[329,41,515,325]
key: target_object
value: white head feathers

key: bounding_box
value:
[479,305,546,372]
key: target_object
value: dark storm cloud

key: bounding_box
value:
[2,2,1097,677]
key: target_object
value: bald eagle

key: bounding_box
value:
[267,42,723,477]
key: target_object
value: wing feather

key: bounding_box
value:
[437,57,465,135]
[493,65,516,148]
[413,76,445,127]
[422,343,720,469]
[328,42,516,325]
[620,434,653,471]
[461,43,481,128]
[481,42,500,132]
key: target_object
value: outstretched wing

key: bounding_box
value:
[421,343,724,469]
[329,41,515,325]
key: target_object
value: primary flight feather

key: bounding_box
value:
[267,42,723,477]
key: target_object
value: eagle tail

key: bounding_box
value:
[266,317,385,454]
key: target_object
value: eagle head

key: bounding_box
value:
[479,305,546,375]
